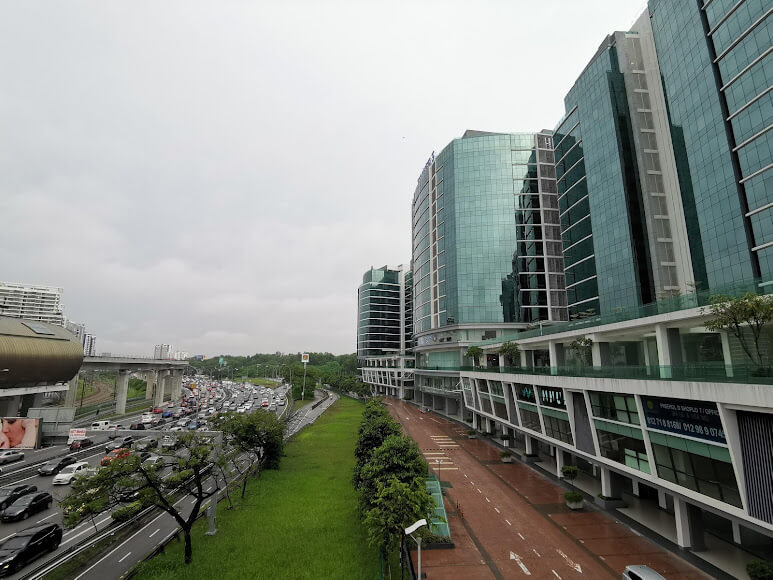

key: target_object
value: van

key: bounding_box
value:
[91,421,110,431]
[622,565,666,580]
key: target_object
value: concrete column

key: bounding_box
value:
[600,466,623,498]
[548,341,564,374]
[658,489,668,510]
[732,521,742,544]
[472,414,479,431]
[154,370,168,407]
[631,480,640,497]
[591,342,611,367]
[65,373,80,407]
[674,497,705,551]
[0,396,22,417]
[720,331,734,377]
[115,370,130,415]
[525,435,535,455]
[655,324,683,378]
[520,350,533,368]
[144,371,155,400]
[556,448,565,476]
[502,426,510,447]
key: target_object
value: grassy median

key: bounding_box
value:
[134,396,380,580]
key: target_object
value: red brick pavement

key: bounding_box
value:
[388,400,710,580]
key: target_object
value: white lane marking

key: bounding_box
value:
[552,571,562,579]
[532,548,541,558]
[0,534,13,543]
[556,549,582,573]
[36,513,58,523]
[510,552,531,575]
[63,515,111,539]
[464,474,468,478]
[118,551,132,563]
[477,489,482,494]
[517,532,525,540]
[149,528,160,538]
[505,519,512,526]
[485,497,490,503]
[494,508,500,514]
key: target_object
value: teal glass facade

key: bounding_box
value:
[357,266,412,358]
[555,39,654,318]
[649,0,772,287]
[413,131,566,334]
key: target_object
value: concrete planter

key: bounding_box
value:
[522,454,539,464]
[566,500,584,510]
[595,496,627,509]
[501,455,513,463]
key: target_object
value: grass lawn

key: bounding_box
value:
[134,396,380,580]
[247,378,276,387]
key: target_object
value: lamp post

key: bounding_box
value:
[405,519,427,579]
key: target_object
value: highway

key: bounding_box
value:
[0,377,290,579]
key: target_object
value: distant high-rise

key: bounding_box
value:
[0,282,64,326]
[153,344,172,360]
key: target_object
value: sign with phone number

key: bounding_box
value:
[641,396,726,444]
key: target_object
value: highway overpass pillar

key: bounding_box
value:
[173,370,183,400]
[65,373,80,407]
[115,370,131,415]
[154,370,168,407]
[144,371,155,400]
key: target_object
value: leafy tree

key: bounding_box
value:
[465,346,483,367]
[568,337,593,366]
[704,293,773,367]
[353,414,402,489]
[211,410,285,499]
[358,434,428,514]
[363,477,433,579]
[61,432,222,565]
[498,341,520,366]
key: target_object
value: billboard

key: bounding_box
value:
[68,428,87,444]
[641,396,726,444]
[0,418,42,449]
[301,353,309,364]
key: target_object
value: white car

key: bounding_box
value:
[0,450,24,465]
[53,461,91,485]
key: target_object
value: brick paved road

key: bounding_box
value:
[388,400,710,580]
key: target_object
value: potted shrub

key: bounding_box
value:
[500,451,513,463]
[564,491,584,510]
[747,559,773,580]
[561,465,579,487]
[465,346,484,368]
[467,429,477,439]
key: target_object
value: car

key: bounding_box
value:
[52,462,91,485]
[105,436,134,453]
[100,448,130,467]
[133,439,156,453]
[622,565,667,580]
[1,492,53,522]
[69,437,94,451]
[0,486,37,511]
[37,456,77,476]
[261,401,269,408]
[161,410,173,418]
[172,411,182,419]
[166,402,175,408]
[160,436,180,450]
[0,523,62,576]
[152,407,163,414]
[129,423,146,430]
[0,451,24,465]
[169,426,183,432]
[142,455,164,469]
[268,404,277,412]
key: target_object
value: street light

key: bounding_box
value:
[405,519,427,579]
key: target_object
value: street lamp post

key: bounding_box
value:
[405,519,427,579]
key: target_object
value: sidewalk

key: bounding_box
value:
[387,400,714,580]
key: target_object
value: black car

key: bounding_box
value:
[129,423,146,431]
[37,456,77,476]
[0,486,37,511]
[69,438,94,451]
[105,436,134,453]
[2,492,53,522]
[0,523,61,576]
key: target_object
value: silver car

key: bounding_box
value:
[0,450,24,465]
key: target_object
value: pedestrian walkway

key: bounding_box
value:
[387,400,714,580]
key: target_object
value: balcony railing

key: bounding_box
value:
[453,363,773,385]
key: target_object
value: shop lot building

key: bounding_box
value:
[359,0,772,571]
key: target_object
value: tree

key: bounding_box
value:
[465,346,483,367]
[363,477,433,579]
[61,432,222,565]
[568,337,593,366]
[498,341,520,366]
[211,410,285,499]
[704,293,773,367]
[353,414,402,489]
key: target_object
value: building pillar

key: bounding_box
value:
[65,373,80,407]
[144,371,155,400]
[548,341,564,373]
[600,466,624,498]
[658,489,668,510]
[520,350,533,368]
[674,497,705,551]
[502,426,510,447]
[591,341,611,367]
[655,324,683,378]
[556,448,565,476]
[0,396,22,417]
[719,331,734,377]
[732,521,742,544]
[525,435,535,455]
[115,370,130,415]
[631,480,640,497]
[154,370,168,408]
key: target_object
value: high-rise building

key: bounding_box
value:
[153,344,172,360]
[0,282,64,326]
[358,265,414,398]
[82,333,96,357]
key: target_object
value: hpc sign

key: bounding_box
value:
[301,353,309,364]
[68,428,87,443]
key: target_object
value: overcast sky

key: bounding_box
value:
[0,1,646,357]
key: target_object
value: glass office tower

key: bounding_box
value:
[412,130,566,334]
[649,0,771,288]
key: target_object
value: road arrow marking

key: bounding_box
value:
[510,552,531,575]
[556,549,582,573]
